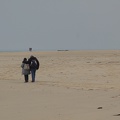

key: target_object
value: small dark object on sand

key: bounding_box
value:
[113,114,120,116]
[97,107,103,109]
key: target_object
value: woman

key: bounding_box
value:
[21,58,30,83]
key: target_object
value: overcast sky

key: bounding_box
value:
[0,0,120,51]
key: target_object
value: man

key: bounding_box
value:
[28,56,40,82]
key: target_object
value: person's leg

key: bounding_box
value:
[24,75,28,82]
[31,69,35,82]
[26,75,28,82]
[24,75,26,82]
[34,70,36,81]
[27,75,29,82]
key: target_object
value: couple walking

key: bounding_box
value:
[21,55,39,83]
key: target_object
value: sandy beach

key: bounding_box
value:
[0,50,120,120]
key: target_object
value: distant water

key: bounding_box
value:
[0,49,57,52]
[0,48,71,52]
[0,47,90,52]
[0,50,27,52]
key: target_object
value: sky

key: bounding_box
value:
[0,0,120,51]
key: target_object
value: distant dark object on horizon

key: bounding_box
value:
[57,50,69,51]
[29,48,32,52]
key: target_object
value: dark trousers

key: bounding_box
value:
[24,75,28,82]
[31,69,36,82]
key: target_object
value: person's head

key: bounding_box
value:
[30,55,34,58]
[30,55,36,60]
[23,58,27,63]
[23,58,27,61]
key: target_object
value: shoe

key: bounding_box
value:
[24,81,28,83]
[31,81,35,82]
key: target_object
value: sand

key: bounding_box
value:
[0,50,120,120]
